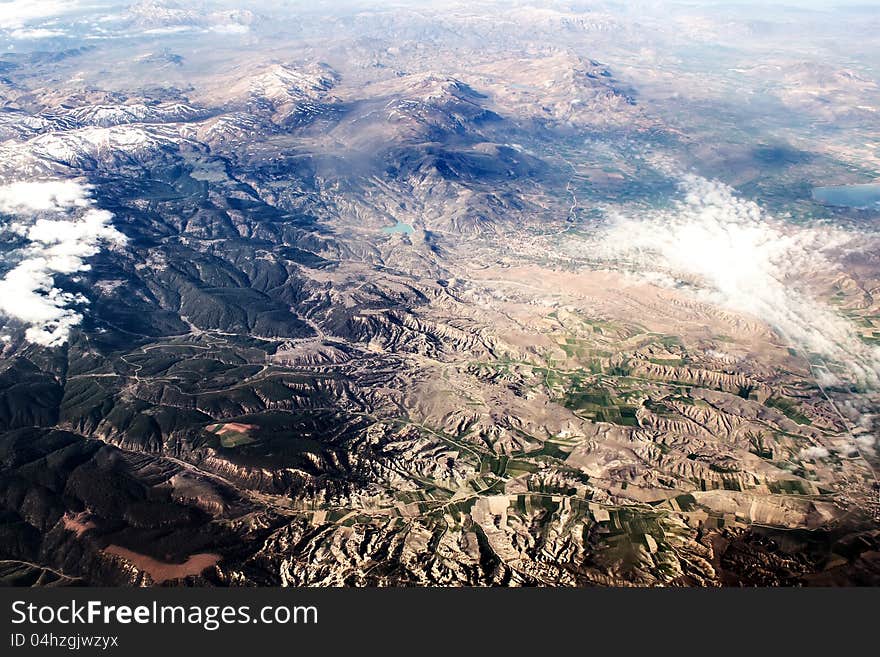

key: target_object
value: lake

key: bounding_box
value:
[812,183,880,209]
[382,221,414,235]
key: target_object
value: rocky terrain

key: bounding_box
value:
[0,1,878,587]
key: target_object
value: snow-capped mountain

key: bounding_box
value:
[382,74,500,139]
[219,62,341,126]
[0,124,198,176]
[128,0,257,31]
[51,103,208,128]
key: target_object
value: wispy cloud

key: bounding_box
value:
[800,445,830,460]
[593,175,880,386]
[9,27,68,39]
[0,0,87,29]
[0,180,126,347]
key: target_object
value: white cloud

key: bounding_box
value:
[800,445,829,460]
[141,25,192,35]
[0,180,93,213]
[0,180,125,347]
[0,0,86,29]
[9,27,67,39]
[138,24,250,36]
[593,175,880,386]
[854,434,877,455]
[210,23,249,34]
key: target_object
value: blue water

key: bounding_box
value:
[812,183,880,209]
[381,221,414,235]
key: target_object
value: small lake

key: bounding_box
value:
[812,183,880,209]
[381,221,414,235]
